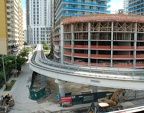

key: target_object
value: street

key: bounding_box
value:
[8,55,61,113]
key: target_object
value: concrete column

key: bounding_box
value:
[133,23,137,68]
[111,21,114,67]
[60,24,64,64]
[92,86,98,93]
[88,23,91,66]
[71,24,74,64]
[40,75,47,88]
[55,79,65,97]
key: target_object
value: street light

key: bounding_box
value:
[0,56,6,84]
[15,56,17,77]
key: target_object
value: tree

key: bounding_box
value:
[24,41,28,45]
[41,41,50,50]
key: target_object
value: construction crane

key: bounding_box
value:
[98,89,124,106]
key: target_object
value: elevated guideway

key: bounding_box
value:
[29,44,144,91]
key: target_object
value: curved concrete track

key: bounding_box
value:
[29,44,144,90]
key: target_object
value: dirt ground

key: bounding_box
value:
[37,77,91,104]
[36,77,115,104]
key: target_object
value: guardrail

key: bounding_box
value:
[40,51,144,76]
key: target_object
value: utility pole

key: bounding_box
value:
[1,56,6,84]
[15,56,17,77]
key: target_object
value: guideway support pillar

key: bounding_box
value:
[55,79,65,97]
[92,86,98,93]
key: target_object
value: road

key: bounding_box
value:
[9,54,61,113]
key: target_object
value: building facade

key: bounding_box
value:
[55,0,111,23]
[24,30,27,43]
[124,0,129,14]
[0,0,24,55]
[53,14,144,68]
[26,0,52,44]
[53,0,111,62]
[128,0,144,15]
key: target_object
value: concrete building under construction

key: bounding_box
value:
[53,14,144,68]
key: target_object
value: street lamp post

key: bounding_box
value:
[1,56,6,84]
[15,56,17,77]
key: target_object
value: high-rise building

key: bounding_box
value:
[128,0,144,15]
[55,0,111,23]
[53,0,111,62]
[0,0,24,55]
[124,0,129,14]
[24,30,27,43]
[26,0,52,44]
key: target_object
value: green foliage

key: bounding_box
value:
[4,80,16,91]
[0,47,30,86]
[0,71,4,79]
[19,48,29,58]
[41,41,50,50]
[24,41,28,45]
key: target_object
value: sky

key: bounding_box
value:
[109,0,123,13]
[21,0,25,8]
[20,0,124,29]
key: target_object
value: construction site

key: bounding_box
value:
[53,14,144,68]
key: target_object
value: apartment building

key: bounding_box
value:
[53,0,111,61]
[26,0,52,44]
[0,0,24,55]
[55,0,111,23]
[128,0,144,15]
[124,0,129,14]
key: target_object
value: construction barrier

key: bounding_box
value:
[29,71,46,100]
[64,91,113,105]
[29,87,45,100]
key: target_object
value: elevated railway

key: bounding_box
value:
[30,44,144,94]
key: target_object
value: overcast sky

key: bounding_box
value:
[21,0,124,29]
[109,0,123,13]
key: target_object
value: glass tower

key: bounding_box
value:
[128,0,144,15]
[55,0,111,22]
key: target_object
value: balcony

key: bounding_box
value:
[113,46,134,50]
[74,61,88,66]
[91,54,110,58]
[8,42,15,46]
[6,3,11,7]
[136,62,144,67]
[137,46,144,50]
[74,53,88,57]
[91,45,110,49]
[113,55,133,59]
[8,31,12,35]
[7,15,11,18]
[63,0,107,7]
[7,20,11,24]
[113,63,133,68]
[64,52,71,56]
[7,9,11,12]
[7,26,11,29]
[74,45,88,49]
[64,44,71,48]
[91,63,110,67]
[136,54,144,58]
